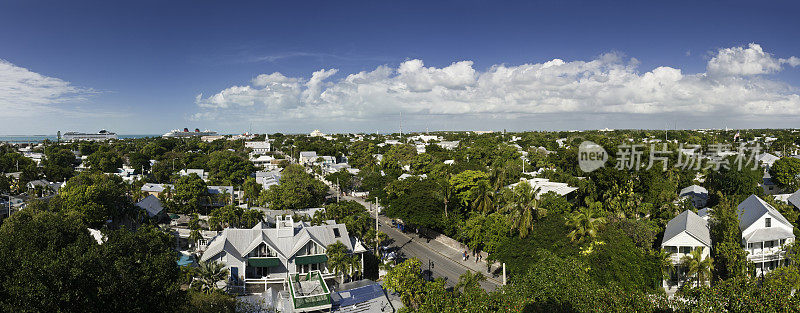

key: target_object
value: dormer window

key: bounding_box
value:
[333,228,341,238]
[765,218,771,228]
[248,243,276,258]
[297,241,324,256]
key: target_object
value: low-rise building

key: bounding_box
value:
[200,216,367,296]
[331,282,396,312]
[207,186,235,206]
[136,195,167,222]
[761,172,782,195]
[757,153,780,168]
[788,189,800,210]
[141,183,172,197]
[310,130,326,137]
[178,169,209,181]
[256,170,283,190]
[508,178,578,200]
[436,141,459,150]
[299,151,318,165]
[251,155,276,168]
[315,156,336,166]
[737,195,795,275]
[661,210,711,289]
[246,138,272,155]
[679,185,709,208]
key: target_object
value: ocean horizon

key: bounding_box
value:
[0,134,161,143]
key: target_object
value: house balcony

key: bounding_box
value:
[667,252,706,264]
[746,249,787,263]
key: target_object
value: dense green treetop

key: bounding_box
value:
[170,173,208,214]
[86,149,124,173]
[770,157,800,192]
[259,164,327,210]
[0,209,184,312]
[52,171,135,227]
[41,146,78,182]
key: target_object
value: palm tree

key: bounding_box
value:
[326,242,349,283]
[656,249,674,286]
[471,181,494,214]
[241,209,265,228]
[681,247,713,287]
[195,261,229,294]
[489,166,507,192]
[439,179,452,218]
[566,200,607,244]
[502,181,544,238]
[455,270,486,293]
[347,254,363,281]
[188,229,203,251]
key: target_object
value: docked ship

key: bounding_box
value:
[162,128,219,138]
[62,129,117,142]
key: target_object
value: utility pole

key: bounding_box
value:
[399,112,403,141]
[336,178,340,203]
[502,263,507,285]
[375,198,379,254]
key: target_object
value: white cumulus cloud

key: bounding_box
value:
[0,59,94,116]
[194,44,800,126]
[707,43,799,76]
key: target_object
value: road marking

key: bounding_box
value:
[380,218,502,286]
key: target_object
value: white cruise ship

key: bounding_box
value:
[162,128,218,138]
[62,129,117,142]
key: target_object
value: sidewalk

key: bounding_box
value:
[337,192,504,286]
[377,214,503,286]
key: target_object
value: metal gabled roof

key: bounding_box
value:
[242,232,285,258]
[788,189,800,209]
[661,210,711,247]
[737,195,792,231]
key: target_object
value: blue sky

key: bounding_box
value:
[1,0,799,134]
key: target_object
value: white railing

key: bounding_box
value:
[245,273,290,282]
[747,249,787,262]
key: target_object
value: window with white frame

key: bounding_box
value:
[296,262,326,274]
[765,218,772,227]
[248,243,277,258]
[296,241,324,256]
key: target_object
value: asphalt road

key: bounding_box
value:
[378,218,500,291]
[333,191,500,292]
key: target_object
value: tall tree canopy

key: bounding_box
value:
[260,164,327,210]
[53,171,135,227]
[0,210,185,312]
[86,149,124,173]
[42,146,77,182]
[770,157,800,192]
[171,173,208,214]
[206,150,255,186]
[449,170,490,207]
